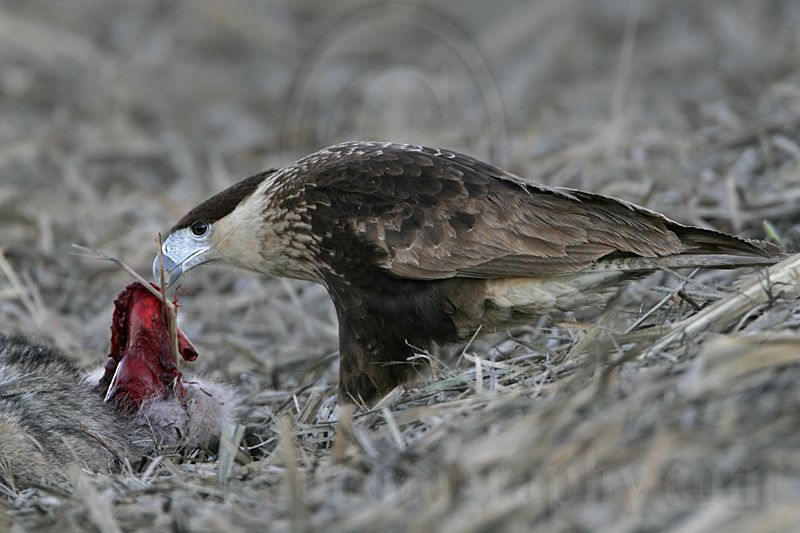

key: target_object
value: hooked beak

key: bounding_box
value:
[153,233,212,287]
[153,253,184,287]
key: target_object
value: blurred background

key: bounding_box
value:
[2,0,799,379]
[2,1,800,530]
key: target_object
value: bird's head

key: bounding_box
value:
[154,171,274,286]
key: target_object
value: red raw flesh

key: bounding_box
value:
[97,282,198,413]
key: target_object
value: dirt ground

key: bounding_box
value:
[2,0,800,531]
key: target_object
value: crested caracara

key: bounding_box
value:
[155,141,783,404]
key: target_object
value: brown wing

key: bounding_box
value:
[298,141,773,281]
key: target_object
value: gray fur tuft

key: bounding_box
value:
[0,333,240,490]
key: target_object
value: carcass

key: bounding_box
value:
[0,282,237,489]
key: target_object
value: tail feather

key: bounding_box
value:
[670,225,783,259]
[588,253,780,273]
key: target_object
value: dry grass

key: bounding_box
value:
[1,0,800,531]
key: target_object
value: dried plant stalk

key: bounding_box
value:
[71,242,181,372]
[642,252,800,359]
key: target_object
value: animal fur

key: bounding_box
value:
[0,333,237,490]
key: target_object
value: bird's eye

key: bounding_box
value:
[190,221,209,237]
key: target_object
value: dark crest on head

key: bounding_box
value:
[170,169,277,232]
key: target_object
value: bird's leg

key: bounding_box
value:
[326,276,466,405]
[336,322,427,406]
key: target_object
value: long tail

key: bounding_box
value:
[586,252,781,273]
[668,223,783,260]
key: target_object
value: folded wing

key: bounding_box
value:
[300,142,778,281]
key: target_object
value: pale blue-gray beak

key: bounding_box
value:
[154,230,214,287]
[152,254,183,287]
